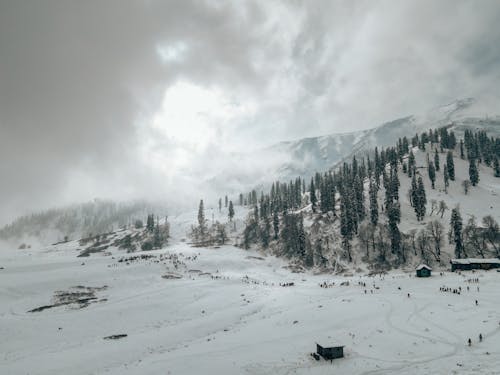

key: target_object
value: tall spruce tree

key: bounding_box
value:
[369,179,378,226]
[408,150,416,177]
[228,201,235,221]
[446,151,455,181]
[434,148,440,171]
[494,156,500,177]
[417,176,427,220]
[411,176,426,221]
[443,164,449,193]
[469,158,479,186]
[410,175,418,207]
[272,209,279,240]
[198,200,206,236]
[428,161,436,189]
[310,178,317,213]
[450,207,464,258]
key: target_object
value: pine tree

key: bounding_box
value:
[198,200,206,236]
[460,139,465,159]
[153,222,163,249]
[340,197,352,261]
[410,175,418,208]
[408,150,416,177]
[388,201,401,255]
[443,164,449,193]
[218,198,222,212]
[225,195,228,207]
[434,148,440,171]
[297,214,306,258]
[146,214,155,232]
[428,161,436,189]
[450,207,464,258]
[446,151,455,181]
[273,209,279,240]
[494,156,500,177]
[261,216,271,249]
[469,158,479,186]
[412,176,426,221]
[310,178,317,213]
[369,179,378,226]
[417,176,427,220]
[228,201,235,221]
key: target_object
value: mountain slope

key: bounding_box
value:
[212,98,500,193]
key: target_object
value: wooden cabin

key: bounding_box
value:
[316,343,344,360]
[415,264,432,277]
[451,258,500,271]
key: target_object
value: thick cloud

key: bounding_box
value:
[1,0,500,224]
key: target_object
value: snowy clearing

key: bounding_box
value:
[1,236,500,375]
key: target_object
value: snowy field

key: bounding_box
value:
[1,236,500,375]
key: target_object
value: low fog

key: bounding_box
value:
[1,0,500,225]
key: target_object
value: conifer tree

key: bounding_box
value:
[410,175,418,207]
[443,164,449,193]
[272,209,279,240]
[261,216,271,249]
[310,178,317,213]
[494,156,500,177]
[411,176,426,221]
[446,151,455,181]
[428,161,436,189]
[340,197,353,262]
[228,201,235,221]
[450,207,464,258]
[146,214,155,232]
[218,198,222,212]
[469,158,479,186]
[388,201,401,254]
[369,179,378,226]
[434,148,440,171]
[417,176,427,220]
[198,200,206,236]
[408,150,416,177]
[153,222,163,249]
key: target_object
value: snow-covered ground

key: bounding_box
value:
[1,224,500,374]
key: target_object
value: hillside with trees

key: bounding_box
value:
[237,126,500,272]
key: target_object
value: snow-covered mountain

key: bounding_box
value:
[214,98,500,192]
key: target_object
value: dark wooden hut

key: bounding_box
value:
[316,343,344,360]
[415,264,432,277]
[451,258,500,271]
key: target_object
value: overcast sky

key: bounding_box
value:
[1,0,500,224]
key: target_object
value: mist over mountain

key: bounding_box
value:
[3,97,499,246]
[209,97,500,192]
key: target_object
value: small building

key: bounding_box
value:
[316,343,344,360]
[416,264,432,277]
[450,258,500,272]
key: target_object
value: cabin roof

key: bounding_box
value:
[316,343,344,348]
[416,264,432,271]
[450,258,500,265]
